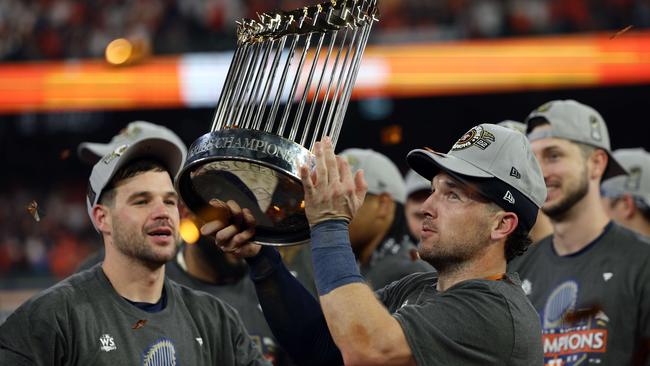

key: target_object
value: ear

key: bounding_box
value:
[92,205,112,234]
[490,211,518,241]
[620,194,637,219]
[376,193,395,218]
[588,149,608,181]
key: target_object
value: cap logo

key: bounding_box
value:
[589,115,602,141]
[452,126,495,151]
[503,190,515,204]
[624,166,642,191]
[102,144,129,164]
[510,167,521,179]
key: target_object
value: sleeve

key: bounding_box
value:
[636,250,650,340]
[391,284,512,366]
[0,299,68,365]
[246,246,343,366]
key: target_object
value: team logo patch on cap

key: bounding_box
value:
[102,144,129,164]
[589,115,602,141]
[452,126,495,151]
[625,166,642,191]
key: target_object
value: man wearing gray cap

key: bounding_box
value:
[201,124,546,365]
[0,134,270,365]
[403,169,432,240]
[509,100,650,366]
[601,148,650,237]
[75,120,288,364]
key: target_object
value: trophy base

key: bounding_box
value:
[176,129,313,246]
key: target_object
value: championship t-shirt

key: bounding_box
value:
[0,266,271,366]
[509,222,650,366]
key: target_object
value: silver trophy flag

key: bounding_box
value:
[176,0,378,246]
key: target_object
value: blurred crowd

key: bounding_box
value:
[0,180,98,282]
[1,0,649,61]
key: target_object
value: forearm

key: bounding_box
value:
[311,221,413,366]
[246,246,342,366]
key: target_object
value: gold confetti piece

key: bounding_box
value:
[27,200,41,222]
[610,25,633,39]
[132,319,147,329]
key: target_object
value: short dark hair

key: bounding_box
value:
[485,202,533,262]
[505,224,532,262]
[98,158,169,206]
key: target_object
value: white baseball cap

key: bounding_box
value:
[407,124,547,230]
[497,120,526,134]
[78,121,187,165]
[525,100,626,179]
[601,148,650,206]
[340,148,407,204]
[405,169,431,198]
[86,135,186,229]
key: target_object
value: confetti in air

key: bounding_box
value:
[27,200,41,222]
[610,25,633,39]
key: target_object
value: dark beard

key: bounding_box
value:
[422,254,467,275]
[542,171,589,220]
[195,236,248,284]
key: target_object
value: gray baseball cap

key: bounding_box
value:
[601,148,650,206]
[525,99,626,179]
[340,148,407,204]
[497,120,526,134]
[86,136,186,229]
[407,124,547,230]
[405,169,431,198]
[78,121,187,165]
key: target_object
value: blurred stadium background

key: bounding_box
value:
[1,0,650,321]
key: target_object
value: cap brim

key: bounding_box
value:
[77,142,113,164]
[406,149,494,182]
[604,153,628,180]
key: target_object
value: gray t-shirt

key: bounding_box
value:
[0,265,271,366]
[165,255,289,365]
[378,271,543,366]
[362,233,433,290]
[508,222,650,366]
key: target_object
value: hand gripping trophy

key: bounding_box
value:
[176,0,378,246]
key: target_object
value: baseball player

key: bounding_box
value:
[75,120,288,365]
[0,134,270,365]
[601,148,650,237]
[508,100,650,366]
[202,124,546,365]
[403,169,431,241]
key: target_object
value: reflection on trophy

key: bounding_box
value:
[176,0,378,246]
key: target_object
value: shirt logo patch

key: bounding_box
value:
[195,337,203,346]
[99,334,117,352]
[521,279,532,295]
[143,338,176,366]
[602,272,613,281]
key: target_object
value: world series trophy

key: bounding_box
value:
[176,0,378,246]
